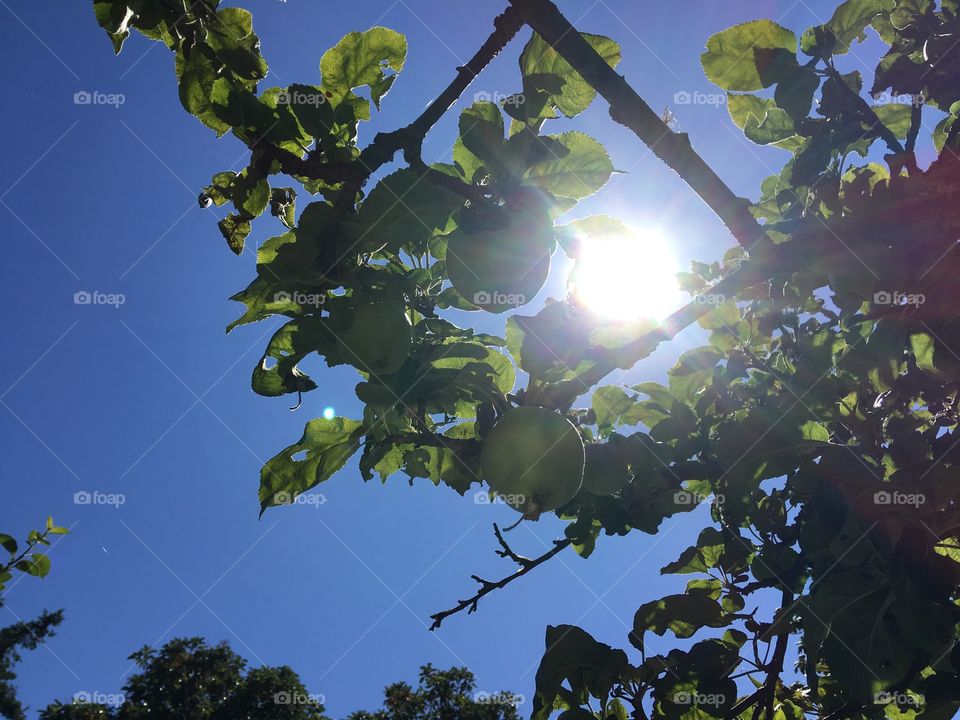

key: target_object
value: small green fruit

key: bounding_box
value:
[480,406,584,519]
[338,302,412,375]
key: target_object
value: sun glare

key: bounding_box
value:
[570,226,684,322]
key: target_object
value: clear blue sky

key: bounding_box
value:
[1,0,865,716]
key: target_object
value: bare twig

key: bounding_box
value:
[429,527,571,630]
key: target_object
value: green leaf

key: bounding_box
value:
[259,417,364,514]
[0,533,16,555]
[822,0,887,54]
[520,32,621,119]
[206,7,268,81]
[532,625,629,720]
[253,318,338,397]
[630,589,728,650]
[15,553,51,578]
[744,106,797,145]
[873,103,913,138]
[320,27,407,108]
[457,102,506,171]
[522,132,613,200]
[701,20,798,92]
[218,213,252,255]
[177,47,231,135]
[232,167,270,218]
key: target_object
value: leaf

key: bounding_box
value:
[259,417,364,514]
[873,103,913,138]
[532,625,629,720]
[701,20,798,92]
[253,318,338,397]
[744,107,797,145]
[0,533,16,555]
[630,589,728,650]
[320,27,407,108]
[523,132,613,200]
[177,47,231,135]
[232,167,270,218]
[15,553,51,578]
[457,102,506,172]
[823,0,887,53]
[520,32,622,119]
[218,213,252,255]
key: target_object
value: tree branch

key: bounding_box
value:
[508,0,774,254]
[252,4,524,197]
[430,526,571,630]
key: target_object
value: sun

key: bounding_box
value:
[568,225,683,321]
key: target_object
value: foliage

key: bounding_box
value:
[38,639,515,720]
[0,518,68,595]
[345,664,520,720]
[40,637,329,720]
[93,0,960,718]
[0,519,69,720]
[0,611,64,720]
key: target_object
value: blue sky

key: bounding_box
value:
[0,0,885,716]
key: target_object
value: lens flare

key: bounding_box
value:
[323,406,336,420]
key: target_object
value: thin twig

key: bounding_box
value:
[429,530,571,630]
